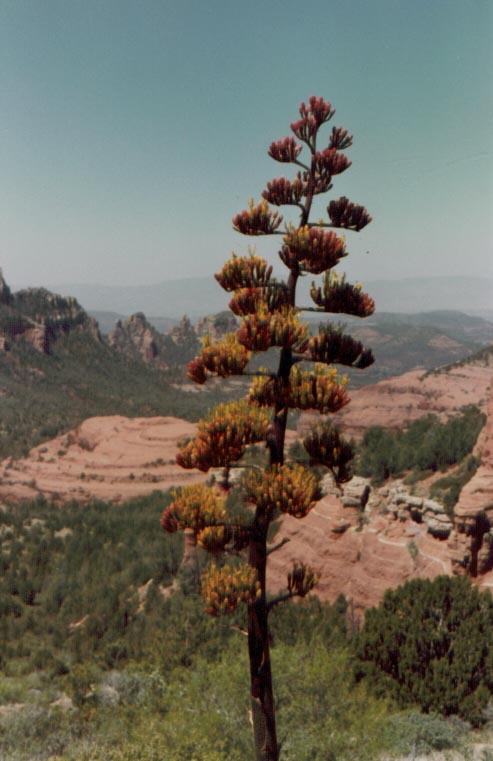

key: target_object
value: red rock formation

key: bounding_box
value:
[449,380,493,575]
[266,493,452,617]
[0,275,101,354]
[194,311,237,341]
[108,313,161,364]
[308,364,492,440]
[0,416,207,504]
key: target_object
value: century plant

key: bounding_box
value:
[161,96,374,760]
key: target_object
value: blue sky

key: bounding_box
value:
[1,0,491,288]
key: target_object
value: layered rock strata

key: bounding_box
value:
[316,364,493,440]
[449,382,493,575]
[0,416,207,504]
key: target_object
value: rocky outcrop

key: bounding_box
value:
[0,404,492,613]
[323,379,493,579]
[380,483,453,539]
[449,381,493,575]
[108,313,161,364]
[0,274,101,354]
[107,310,234,369]
[340,476,371,509]
[168,316,198,347]
[322,474,453,540]
[0,416,207,504]
[195,310,237,340]
[267,486,453,615]
[107,311,201,368]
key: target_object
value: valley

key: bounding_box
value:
[0,329,491,613]
[1,269,493,759]
[1,269,493,610]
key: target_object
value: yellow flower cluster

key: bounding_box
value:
[232,198,283,236]
[201,563,261,617]
[215,252,273,292]
[245,464,318,519]
[310,271,375,317]
[197,525,231,553]
[237,305,308,352]
[228,285,290,316]
[248,365,349,414]
[189,333,250,382]
[281,225,346,274]
[306,324,374,369]
[176,401,270,471]
[160,484,226,536]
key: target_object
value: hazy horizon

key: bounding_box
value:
[7,271,493,321]
[9,271,493,291]
[1,1,492,288]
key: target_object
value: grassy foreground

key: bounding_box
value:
[0,492,491,760]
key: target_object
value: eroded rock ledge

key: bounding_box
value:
[449,382,493,576]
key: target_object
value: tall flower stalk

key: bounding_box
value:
[161,96,374,760]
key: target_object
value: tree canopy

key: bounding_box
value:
[357,575,493,725]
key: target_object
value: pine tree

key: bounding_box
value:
[161,96,373,760]
[356,576,493,725]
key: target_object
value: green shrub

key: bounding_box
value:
[382,710,467,754]
[430,454,481,516]
[356,575,493,725]
[356,405,485,484]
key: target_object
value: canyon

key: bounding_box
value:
[2,267,493,611]
[1,352,492,612]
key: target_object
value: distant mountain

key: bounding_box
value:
[39,277,230,320]
[365,277,493,315]
[470,308,493,324]
[2,266,492,460]
[28,275,493,320]
[325,309,492,388]
[363,309,493,345]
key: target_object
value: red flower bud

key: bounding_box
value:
[312,148,351,178]
[291,97,336,142]
[268,136,302,162]
[329,126,353,150]
[328,196,372,231]
[188,357,207,384]
[301,96,335,127]
[232,199,283,236]
[310,272,375,317]
[160,508,178,533]
[262,175,306,206]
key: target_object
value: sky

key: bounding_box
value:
[0,0,492,289]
